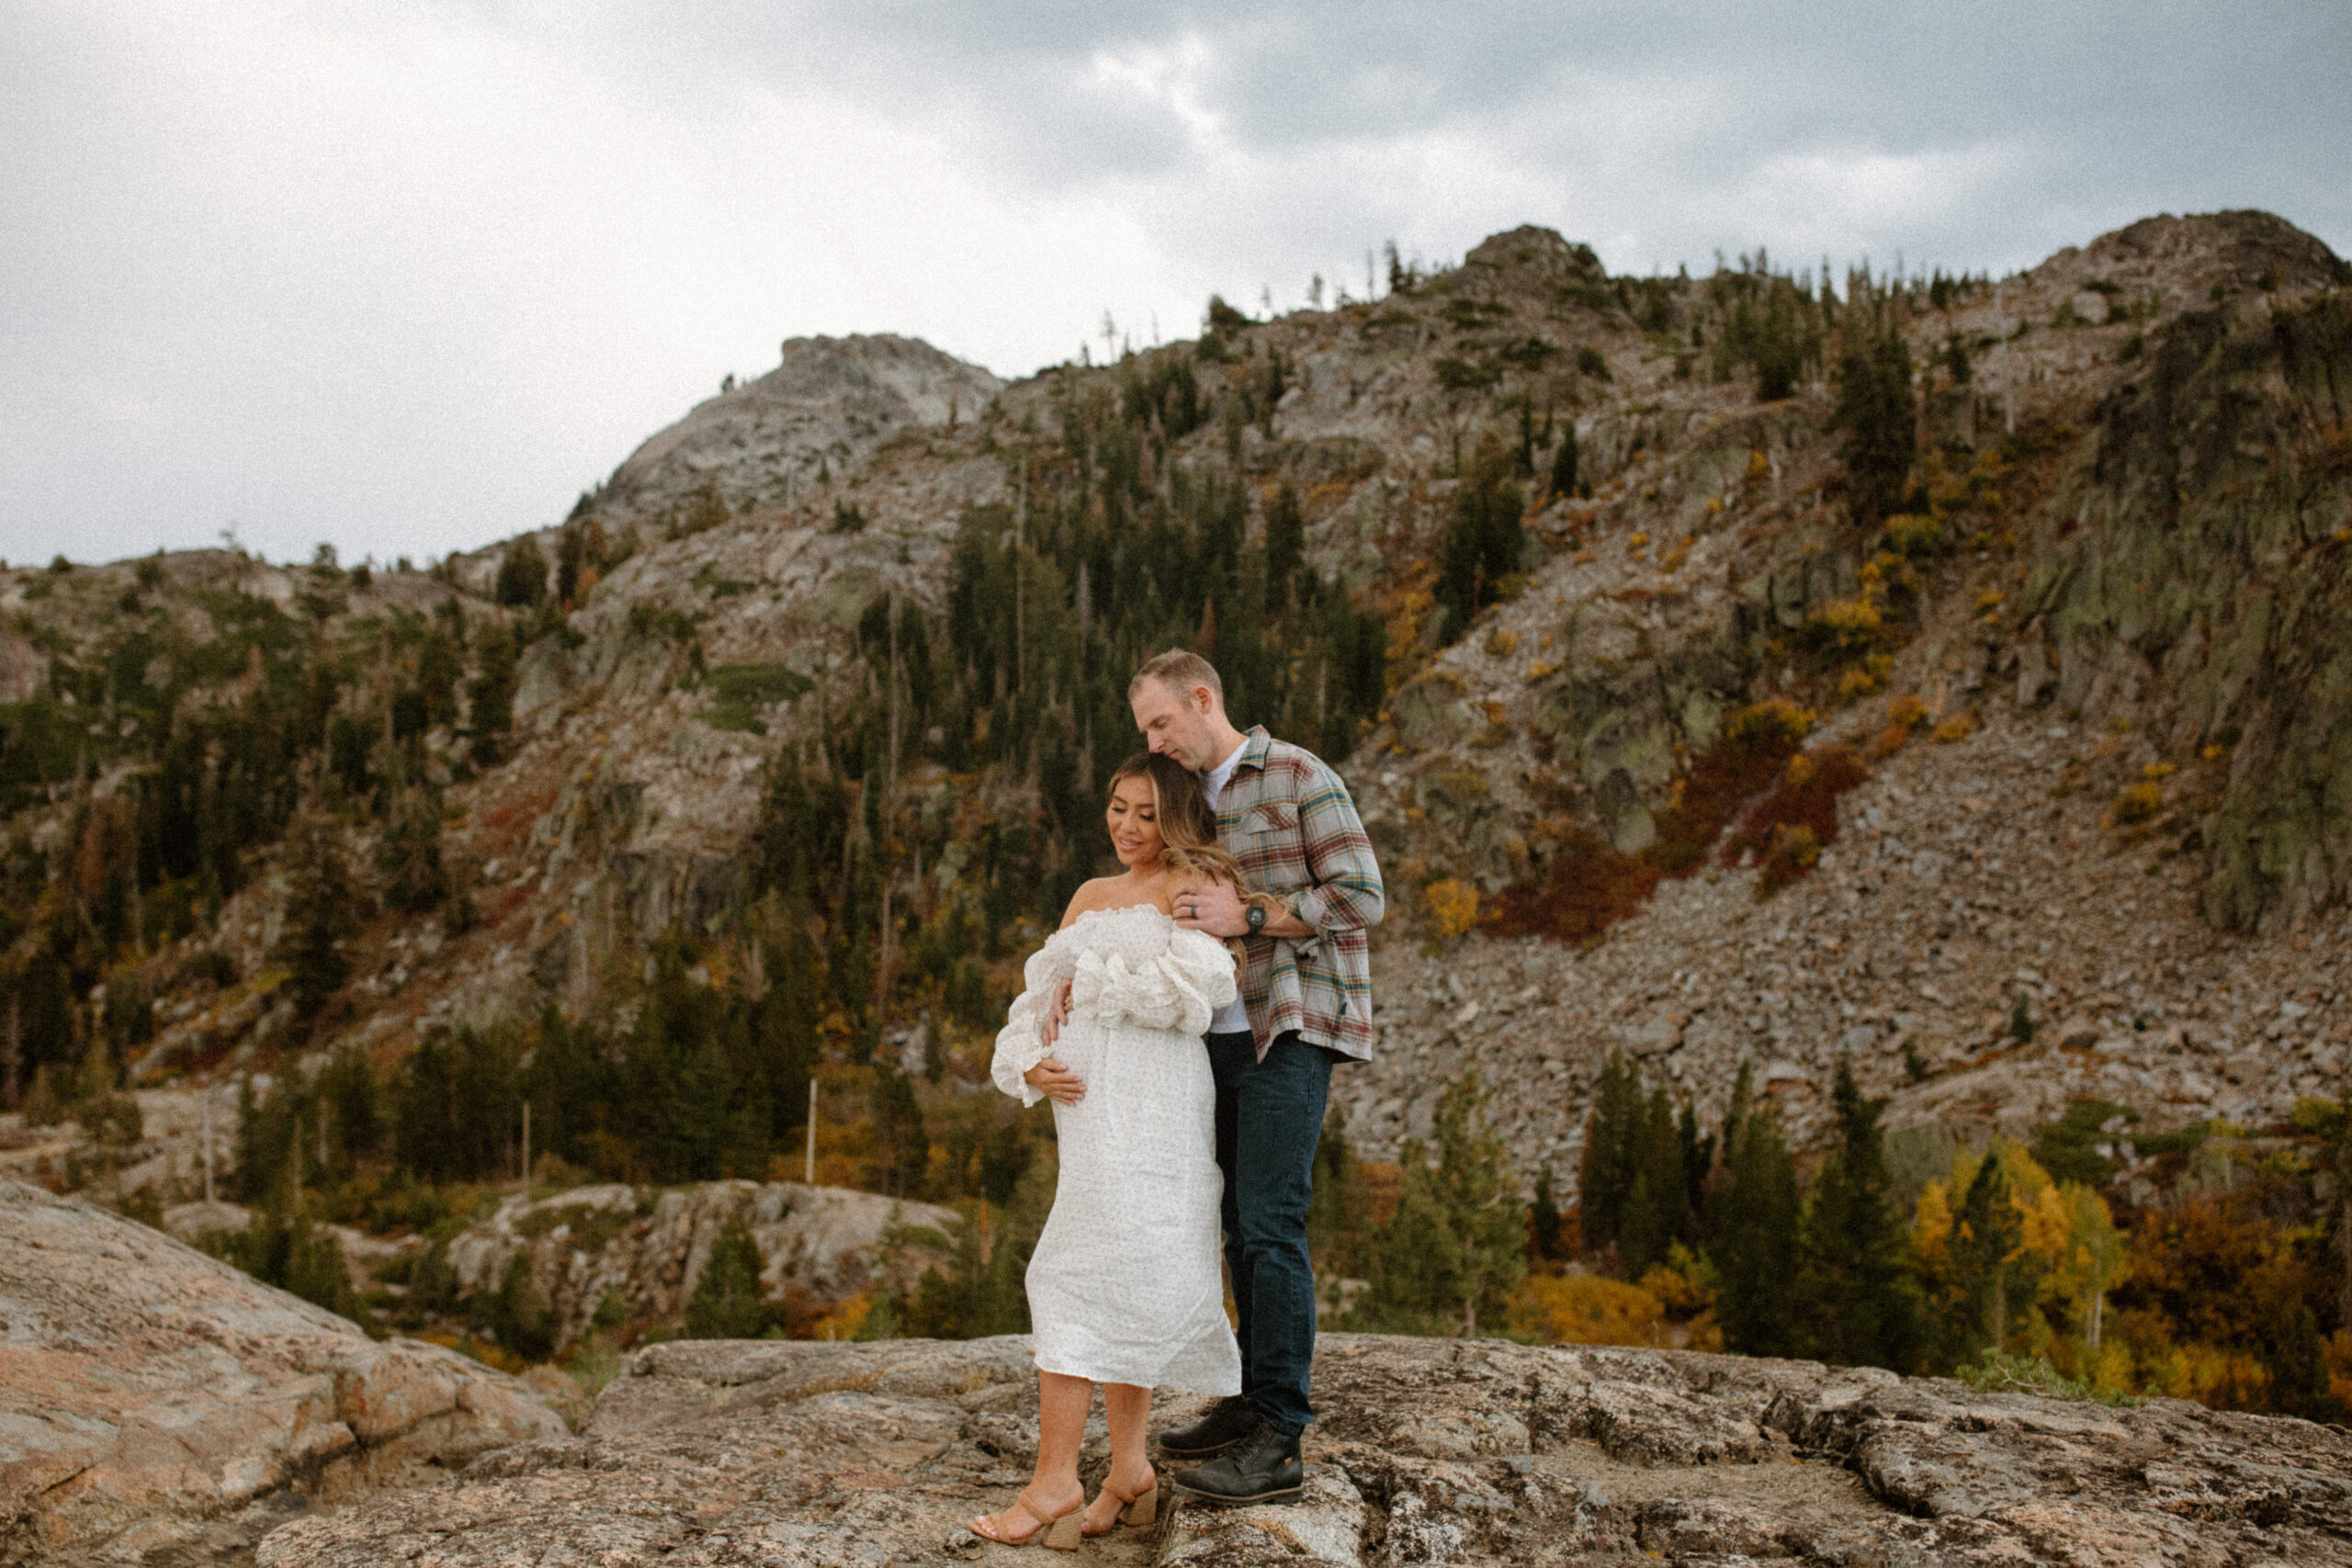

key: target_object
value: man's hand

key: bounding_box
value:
[1038,979,1073,1048]
[1171,880,1250,939]
[1023,1056,1085,1105]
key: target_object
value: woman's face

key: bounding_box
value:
[1105,773,1165,869]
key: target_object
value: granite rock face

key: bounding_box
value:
[440,1179,962,1351]
[258,1332,2352,1567]
[0,1178,566,1567]
[589,332,1004,527]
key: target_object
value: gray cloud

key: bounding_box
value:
[2,0,2345,568]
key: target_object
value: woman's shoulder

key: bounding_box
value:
[1060,874,1151,927]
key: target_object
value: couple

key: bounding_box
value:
[975,649,1385,1549]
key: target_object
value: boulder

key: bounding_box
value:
[257,1333,2352,1567]
[0,1177,564,1566]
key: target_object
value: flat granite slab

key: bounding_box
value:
[256,1331,2352,1567]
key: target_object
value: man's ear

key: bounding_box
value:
[1193,684,1215,714]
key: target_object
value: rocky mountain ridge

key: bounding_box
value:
[0,209,2346,1198]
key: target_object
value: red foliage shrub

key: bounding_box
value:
[1723,744,1870,894]
[1486,822,1662,944]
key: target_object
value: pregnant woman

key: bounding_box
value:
[971,752,1249,1549]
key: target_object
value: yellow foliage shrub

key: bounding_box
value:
[2106,781,2163,829]
[1931,714,1974,743]
[1887,693,1929,729]
[1804,595,1883,653]
[1884,513,1944,557]
[1724,696,1815,749]
[1422,878,1481,940]
[809,1292,876,1341]
[1484,626,1519,658]
[1509,1273,1668,1347]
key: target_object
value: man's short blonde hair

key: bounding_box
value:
[1129,649,1224,705]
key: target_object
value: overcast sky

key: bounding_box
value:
[4,1,2346,569]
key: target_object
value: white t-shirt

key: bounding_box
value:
[1200,742,1252,1036]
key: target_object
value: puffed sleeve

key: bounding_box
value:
[1069,928,1238,1038]
[991,935,1079,1105]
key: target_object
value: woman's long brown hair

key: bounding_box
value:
[1108,752,1249,890]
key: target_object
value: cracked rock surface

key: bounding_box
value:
[258,1333,2352,1567]
[0,1178,566,1567]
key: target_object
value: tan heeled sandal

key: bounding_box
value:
[971,1490,1084,1551]
[1082,1477,1159,1537]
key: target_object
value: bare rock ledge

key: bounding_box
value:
[258,1333,2352,1567]
[0,1178,565,1566]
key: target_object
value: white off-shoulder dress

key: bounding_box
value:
[991,904,1243,1393]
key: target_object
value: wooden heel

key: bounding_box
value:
[1040,1511,1084,1551]
[1121,1481,1159,1527]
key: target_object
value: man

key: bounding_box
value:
[1131,648,1384,1504]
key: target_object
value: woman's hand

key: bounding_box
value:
[1023,1057,1085,1105]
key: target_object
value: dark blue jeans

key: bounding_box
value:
[1205,1029,1333,1437]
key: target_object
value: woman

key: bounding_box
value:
[971,753,1254,1549]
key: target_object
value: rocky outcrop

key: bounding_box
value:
[2028,284,2352,931]
[0,1178,565,1567]
[443,1180,961,1351]
[587,333,1003,527]
[256,1333,2352,1567]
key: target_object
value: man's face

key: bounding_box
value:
[1131,679,1218,771]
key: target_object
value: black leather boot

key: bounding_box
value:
[1157,1394,1259,1457]
[1170,1415,1303,1505]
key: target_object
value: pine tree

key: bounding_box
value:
[377,783,448,913]
[1435,439,1524,645]
[1828,309,1917,523]
[466,619,518,767]
[1578,1050,1645,1255]
[1363,1072,1524,1336]
[1620,1087,1690,1280]
[2268,1298,2347,1423]
[1529,1167,1564,1263]
[1307,1104,1373,1278]
[869,1064,930,1199]
[1263,483,1305,606]
[485,1251,557,1360]
[493,536,548,608]
[1946,1150,2026,1363]
[277,807,363,1025]
[1796,1057,1921,1371]
[1549,421,1580,499]
[1710,1068,1803,1356]
[684,1217,773,1339]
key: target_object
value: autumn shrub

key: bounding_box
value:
[1645,701,1813,874]
[1932,713,1975,743]
[1803,595,1884,655]
[1883,513,1946,558]
[1723,744,1870,895]
[2106,781,2163,829]
[1422,878,1482,941]
[1887,693,1929,729]
[1509,1272,1668,1347]
[1485,824,1660,944]
[1757,824,1821,894]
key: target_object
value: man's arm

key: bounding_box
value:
[1172,756,1383,941]
[1283,758,1385,938]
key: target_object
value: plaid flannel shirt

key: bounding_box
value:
[1215,727,1385,1060]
